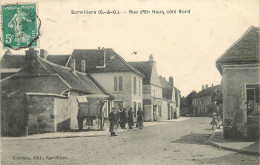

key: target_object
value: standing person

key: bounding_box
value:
[210,112,218,130]
[128,108,134,129]
[137,107,144,129]
[120,108,127,129]
[109,108,118,136]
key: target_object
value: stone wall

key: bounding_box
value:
[26,95,55,134]
[26,93,79,134]
[55,95,78,131]
[1,92,26,136]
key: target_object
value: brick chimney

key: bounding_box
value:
[169,76,174,86]
[202,85,204,90]
[206,84,208,89]
[149,54,154,61]
[40,49,48,59]
[81,60,85,72]
[71,59,76,72]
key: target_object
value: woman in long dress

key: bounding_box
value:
[210,112,218,130]
[8,7,32,45]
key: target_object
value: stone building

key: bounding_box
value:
[192,85,220,116]
[1,49,107,136]
[216,26,260,139]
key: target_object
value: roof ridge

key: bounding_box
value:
[110,49,145,77]
[217,26,258,63]
[128,60,151,63]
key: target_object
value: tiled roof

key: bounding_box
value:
[1,49,105,95]
[0,53,24,68]
[128,61,153,84]
[38,57,105,94]
[159,76,173,100]
[216,26,260,73]
[194,85,220,98]
[1,75,69,96]
[159,76,172,88]
[46,55,70,66]
[70,49,144,77]
[1,53,70,68]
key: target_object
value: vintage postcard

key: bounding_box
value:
[0,0,259,165]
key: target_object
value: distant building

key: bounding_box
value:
[192,85,220,116]
[129,55,180,121]
[159,76,181,119]
[216,26,259,139]
[1,49,107,136]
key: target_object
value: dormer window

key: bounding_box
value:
[110,56,114,60]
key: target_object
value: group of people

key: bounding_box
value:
[108,107,144,136]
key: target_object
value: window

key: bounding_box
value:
[246,84,260,116]
[133,77,137,94]
[119,76,123,91]
[114,101,123,112]
[114,76,123,91]
[114,77,117,91]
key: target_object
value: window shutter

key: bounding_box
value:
[119,76,123,91]
[114,76,117,91]
[134,77,137,94]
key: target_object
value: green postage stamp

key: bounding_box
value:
[1,3,38,49]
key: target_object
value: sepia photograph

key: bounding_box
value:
[0,0,259,164]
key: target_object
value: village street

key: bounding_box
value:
[1,117,259,165]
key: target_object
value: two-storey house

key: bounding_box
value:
[192,85,220,116]
[67,48,144,117]
[129,55,165,121]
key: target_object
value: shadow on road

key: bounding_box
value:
[171,133,211,145]
[195,152,259,165]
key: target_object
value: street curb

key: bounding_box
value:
[206,132,260,156]
[2,118,190,141]
[1,122,165,141]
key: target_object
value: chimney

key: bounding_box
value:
[149,54,154,61]
[5,49,11,55]
[169,76,174,86]
[71,59,76,72]
[206,84,208,89]
[25,48,38,69]
[212,83,213,87]
[40,49,48,59]
[202,85,204,90]
[81,60,85,72]
[98,47,100,50]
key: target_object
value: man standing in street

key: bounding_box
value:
[109,108,118,136]
[137,107,144,129]
[128,108,134,129]
[120,108,127,129]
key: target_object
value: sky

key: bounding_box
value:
[1,0,259,96]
